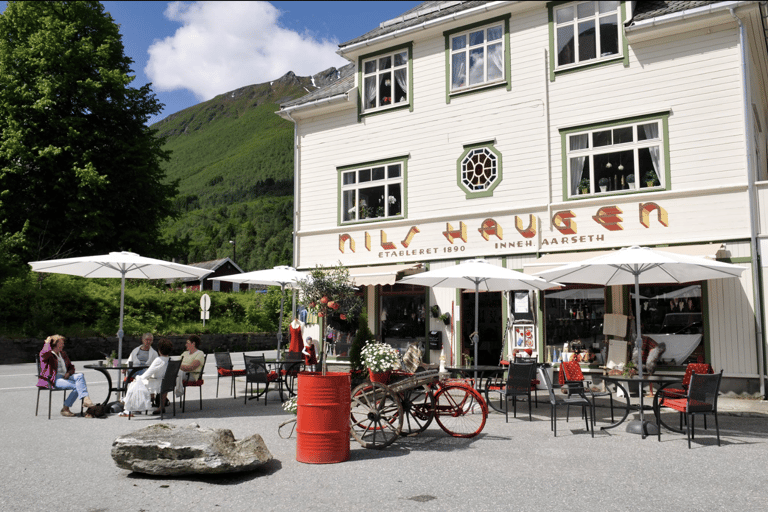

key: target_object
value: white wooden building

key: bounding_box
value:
[278,1,768,395]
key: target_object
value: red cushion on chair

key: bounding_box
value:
[183,379,204,387]
[561,361,585,382]
[662,397,712,413]
[682,363,713,388]
[267,371,280,382]
[217,368,246,377]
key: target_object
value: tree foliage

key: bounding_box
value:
[0,1,177,271]
[298,265,363,333]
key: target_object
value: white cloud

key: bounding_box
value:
[145,1,348,100]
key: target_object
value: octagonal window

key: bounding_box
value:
[457,144,502,198]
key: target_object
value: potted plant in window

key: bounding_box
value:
[644,170,659,187]
[626,173,635,189]
[598,177,610,192]
[578,178,590,195]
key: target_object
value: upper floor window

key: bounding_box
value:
[563,115,667,199]
[457,142,503,198]
[450,22,505,92]
[554,1,621,69]
[362,48,409,113]
[341,159,405,223]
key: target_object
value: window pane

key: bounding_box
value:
[379,74,392,106]
[593,130,612,147]
[342,172,356,185]
[452,53,466,89]
[394,51,407,67]
[572,156,589,194]
[394,69,407,103]
[372,166,385,181]
[577,1,595,18]
[364,60,376,74]
[637,122,659,140]
[469,29,484,46]
[364,185,386,218]
[343,190,356,221]
[639,147,660,188]
[387,164,401,178]
[388,183,402,216]
[452,34,466,51]
[487,25,503,41]
[557,25,575,66]
[469,47,485,85]
[599,14,618,56]
[613,127,633,144]
[556,5,574,24]
[364,76,376,109]
[578,20,596,61]
[599,1,619,13]
[570,133,589,151]
[487,43,503,81]
[379,56,391,70]
[359,169,371,183]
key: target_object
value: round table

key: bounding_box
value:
[599,374,682,438]
[84,364,148,404]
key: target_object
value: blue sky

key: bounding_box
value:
[1,1,422,124]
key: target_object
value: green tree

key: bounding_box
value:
[0,1,177,270]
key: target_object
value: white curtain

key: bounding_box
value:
[643,123,660,183]
[394,69,407,103]
[488,43,503,81]
[452,54,466,89]
[570,134,589,195]
[364,76,376,109]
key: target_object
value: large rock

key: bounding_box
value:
[111,423,273,475]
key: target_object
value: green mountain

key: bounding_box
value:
[153,68,343,271]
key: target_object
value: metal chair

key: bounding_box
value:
[658,370,723,448]
[514,355,540,407]
[182,354,207,412]
[35,357,81,419]
[540,365,593,437]
[560,360,614,425]
[153,358,182,420]
[244,354,270,405]
[504,362,536,422]
[660,363,714,400]
[214,352,245,398]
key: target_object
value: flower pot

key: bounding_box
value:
[599,185,608,192]
[296,372,351,464]
[627,183,635,189]
[647,181,655,187]
[368,369,392,384]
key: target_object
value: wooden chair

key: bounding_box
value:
[540,365,593,437]
[658,370,723,448]
[35,358,82,419]
[214,352,245,398]
[182,354,207,412]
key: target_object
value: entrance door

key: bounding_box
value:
[461,291,502,365]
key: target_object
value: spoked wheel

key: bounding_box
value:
[434,383,487,438]
[350,382,403,449]
[399,384,435,436]
[484,377,506,414]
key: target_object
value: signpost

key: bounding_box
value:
[200,293,211,326]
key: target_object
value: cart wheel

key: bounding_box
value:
[399,384,435,436]
[434,383,487,438]
[484,377,506,414]
[350,382,403,449]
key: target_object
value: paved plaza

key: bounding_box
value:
[2,357,768,512]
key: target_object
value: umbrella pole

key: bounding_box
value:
[474,282,479,381]
[117,274,126,368]
[278,284,285,360]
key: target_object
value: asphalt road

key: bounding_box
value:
[2,358,768,512]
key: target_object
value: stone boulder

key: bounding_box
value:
[111,423,273,475]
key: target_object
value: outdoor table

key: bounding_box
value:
[264,358,304,402]
[445,365,506,392]
[83,364,148,404]
[599,374,681,438]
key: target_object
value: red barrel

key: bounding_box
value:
[296,372,351,464]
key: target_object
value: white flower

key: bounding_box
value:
[388,196,396,204]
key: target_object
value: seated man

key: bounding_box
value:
[38,335,95,417]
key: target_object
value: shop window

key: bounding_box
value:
[551,1,623,71]
[457,142,502,198]
[360,45,411,114]
[544,286,605,363]
[380,284,426,354]
[340,158,406,224]
[561,113,668,199]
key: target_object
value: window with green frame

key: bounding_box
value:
[457,142,502,198]
[562,114,668,199]
[340,158,406,223]
[360,45,412,114]
[549,1,625,76]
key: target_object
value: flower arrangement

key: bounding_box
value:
[361,342,400,373]
[282,396,298,415]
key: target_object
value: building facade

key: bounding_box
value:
[278,1,768,394]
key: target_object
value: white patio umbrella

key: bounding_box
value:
[535,245,745,432]
[398,259,562,370]
[29,252,213,366]
[210,266,307,359]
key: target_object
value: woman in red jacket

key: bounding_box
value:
[38,335,95,417]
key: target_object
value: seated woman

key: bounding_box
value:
[142,338,173,403]
[180,334,205,381]
[38,335,95,417]
[127,333,158,377]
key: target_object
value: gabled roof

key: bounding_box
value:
[167,257,243,283]
[631,1,720,22]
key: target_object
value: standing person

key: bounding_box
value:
[38,335,95,417]
[180,335,205,380]
[302,336,318,368]
[127,333,158,376]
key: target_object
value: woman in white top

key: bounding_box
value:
[127,333,158,376]
[141,338,172,397]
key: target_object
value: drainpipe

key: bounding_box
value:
[284,109,300,319]
[731,7,766,398]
